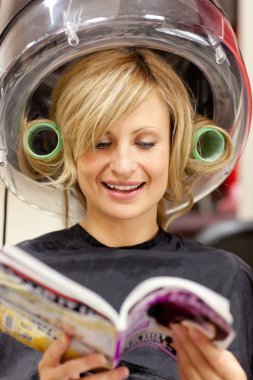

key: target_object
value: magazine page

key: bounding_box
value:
[0,298,79,359]
[0,262,118,364]
[0,245,118,322]
[114,306,176,367]
[114,277,235,365]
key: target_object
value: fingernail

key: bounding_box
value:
[61,334,67,343]
[189,328,201,340]
[117,366,129,379]
[171,324,183,337]
[92,354,107,367]
[61,333,70,346]
[99,355,107,365]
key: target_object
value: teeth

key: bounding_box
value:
[106,184,141,190]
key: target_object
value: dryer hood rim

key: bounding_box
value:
[0,0,251,219]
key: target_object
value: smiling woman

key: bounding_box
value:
[3,46,250,380]
[19,48,232,235]
[76,91,170,246]
[1,0,253,379]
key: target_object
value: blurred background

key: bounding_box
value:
[0,0,252,265]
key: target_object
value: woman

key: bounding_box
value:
[4,48,252,380]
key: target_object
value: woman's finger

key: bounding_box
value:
[84,366,129,380]
[38,334,112,380]
[176,351,189,380]
[53,353,107,380]
[39,334,71,369]
[188,328,247,380]
[172,325,220,380]
[173,326,206,380]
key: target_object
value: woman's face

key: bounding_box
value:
[77,91,170,225]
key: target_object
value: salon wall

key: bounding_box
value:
[0,180,63,247]
[0,0,253,246]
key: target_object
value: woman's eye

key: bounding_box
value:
[95,142,111,149]
[136,141,156,149]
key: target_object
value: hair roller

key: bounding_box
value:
[193,126,226,163]
[23,120,63,160]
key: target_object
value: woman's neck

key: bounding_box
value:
[80,213,159,248]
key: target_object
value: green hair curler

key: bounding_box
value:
[193,127,226,163]
[23,121,63,160]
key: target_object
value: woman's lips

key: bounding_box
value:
[101,182,145,199]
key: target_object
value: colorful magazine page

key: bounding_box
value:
[114,278,235,365]
[0,245,118,322]
[0,263,118,363]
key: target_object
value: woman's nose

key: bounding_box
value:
[109,146,137,176]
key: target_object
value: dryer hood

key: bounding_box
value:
[0,0,32,34]
[0,0,251,221]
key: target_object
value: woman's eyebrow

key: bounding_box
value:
[104,126,161,137]
[132,126,162,135]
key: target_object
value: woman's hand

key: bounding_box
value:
[38,334,129,380]
[171,324,247,380]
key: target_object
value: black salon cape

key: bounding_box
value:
[0,224,253,380]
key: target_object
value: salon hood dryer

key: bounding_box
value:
[0,0,251,221]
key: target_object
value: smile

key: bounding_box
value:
[102,182,145,193]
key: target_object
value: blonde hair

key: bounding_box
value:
[19,48,233,227]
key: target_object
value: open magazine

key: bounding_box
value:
[0,245,235,368]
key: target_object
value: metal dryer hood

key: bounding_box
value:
[0,0,251,222]
[0,0,32,34]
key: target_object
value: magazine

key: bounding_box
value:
[0,245,235,368]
